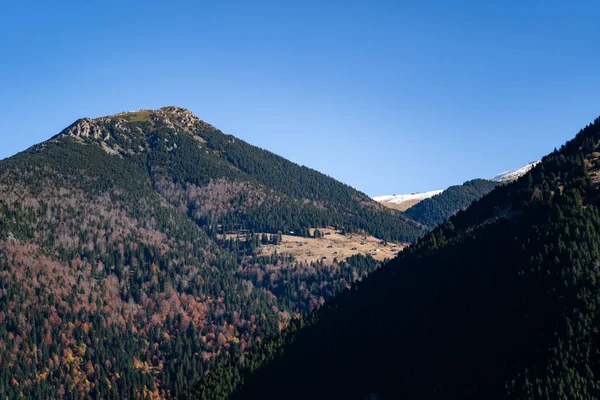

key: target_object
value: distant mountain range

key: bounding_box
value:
[374,160,540,212]
[403,179,499,228]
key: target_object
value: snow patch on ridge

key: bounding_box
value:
[490,161,540,182]
[373,161,541,205]
[373,190,444,204]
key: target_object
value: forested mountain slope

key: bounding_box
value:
[53,107,423,242]
[0,107,418,399]
[200,116,600,399]
[404,178,499,227]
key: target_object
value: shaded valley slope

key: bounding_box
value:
[200,116,600,400]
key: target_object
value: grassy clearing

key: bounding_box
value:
[224,228,407,263]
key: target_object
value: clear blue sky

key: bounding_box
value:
[1,1,599,196]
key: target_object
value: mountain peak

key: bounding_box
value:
[51,106,211,155]
[113,106,201,128]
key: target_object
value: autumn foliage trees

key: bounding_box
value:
[0,111,388,399]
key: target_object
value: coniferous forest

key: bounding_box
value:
[404,178,499,227]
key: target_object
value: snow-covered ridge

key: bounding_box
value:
[373,161,541,206]
[373,190,443,204]
[490,161,540,182]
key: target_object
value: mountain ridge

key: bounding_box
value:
[41,106,424,242]
[490,160,540,182]
[374,160,541,209]
[373,189,443,205]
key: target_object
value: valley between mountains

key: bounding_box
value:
[198,116,600,400]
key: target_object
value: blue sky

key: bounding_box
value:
[1,1,599,196]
